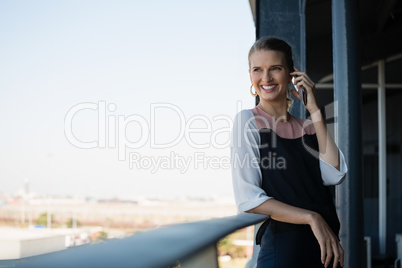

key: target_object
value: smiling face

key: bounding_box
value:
[249,49,292,106]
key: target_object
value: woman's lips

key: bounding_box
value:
[260,84,277,93]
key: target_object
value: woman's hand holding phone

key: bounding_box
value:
[290,67,319,113]
[292,75,307,105]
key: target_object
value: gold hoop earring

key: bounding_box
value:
[250,85,257,97]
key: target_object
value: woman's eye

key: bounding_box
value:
[272,67,281,71]
[253,68,261,72]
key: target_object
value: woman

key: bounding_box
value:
[230,37,347,268]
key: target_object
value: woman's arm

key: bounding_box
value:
[230,110,273,212]
[310,109,341,171]
[248,199,344,268]
[291,68,341,171]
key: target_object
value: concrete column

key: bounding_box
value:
[332,0,364,267]
[255,0,306,119]
[378,59,387,255]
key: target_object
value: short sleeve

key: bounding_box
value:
[230,110,272,213]
[320,149,348,185]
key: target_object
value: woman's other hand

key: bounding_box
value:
[308,212,344,268]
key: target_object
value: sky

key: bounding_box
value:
[0,0,256,200]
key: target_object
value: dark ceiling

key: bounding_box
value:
[305,0,402,81]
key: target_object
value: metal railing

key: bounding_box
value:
[11,213,267,268]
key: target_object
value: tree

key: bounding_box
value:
[35,212,53,227]
[217,237,246,258]
[65,218,81,228]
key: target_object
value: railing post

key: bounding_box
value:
[179,245,219,268]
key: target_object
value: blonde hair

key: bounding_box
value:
[249,37,294,112]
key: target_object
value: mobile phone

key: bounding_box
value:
[292,76,307,105]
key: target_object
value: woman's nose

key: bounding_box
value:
[262,71,272,82]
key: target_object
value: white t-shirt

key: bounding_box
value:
[230,108,348,213]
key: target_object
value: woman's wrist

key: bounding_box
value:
[309,107,324,123]
[306,211,322,226]
[308,104,321,117]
